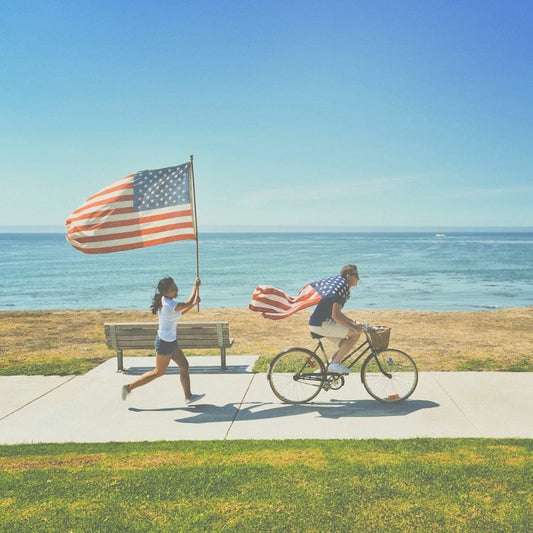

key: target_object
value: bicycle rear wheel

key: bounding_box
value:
[268,348,326,404]
[361,349,418,403]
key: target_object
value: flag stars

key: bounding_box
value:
[133,164,191,212]
[312,275,350,300]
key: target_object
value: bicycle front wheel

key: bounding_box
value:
[361,349,418,403]
[267,348,326,404]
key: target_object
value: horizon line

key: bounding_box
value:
[1,224,532,234]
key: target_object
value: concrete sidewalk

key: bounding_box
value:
[1,356,532,444]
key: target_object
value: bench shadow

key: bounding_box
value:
[123,365,254,375]
[141,399,440,424]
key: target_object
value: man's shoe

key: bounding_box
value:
[328,363,351,374]
[186,393,205,405]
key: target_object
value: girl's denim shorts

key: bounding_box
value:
[154,335,178,356]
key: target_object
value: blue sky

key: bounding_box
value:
[1,0,532,231]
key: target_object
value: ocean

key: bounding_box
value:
[1,232,532,312]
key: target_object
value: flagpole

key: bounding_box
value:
[190,154,200,311]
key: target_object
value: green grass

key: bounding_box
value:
[0,357,101,376]
[256,355,533,374]
[456,357,501,371]
[506,357,533,372]
[457,356,533,372]
[3,354,531,376]
[1,439,531,532]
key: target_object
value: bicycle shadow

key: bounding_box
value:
[156,398,440,425]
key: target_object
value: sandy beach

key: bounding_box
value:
[1,306,531,374]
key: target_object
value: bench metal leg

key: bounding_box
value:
[117,349,124,372]
[220,347,227,371]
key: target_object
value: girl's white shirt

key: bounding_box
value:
[158,296,182,341]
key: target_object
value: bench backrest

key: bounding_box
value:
[104,322,232,351]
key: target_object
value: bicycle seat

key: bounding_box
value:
[310,331,324,339]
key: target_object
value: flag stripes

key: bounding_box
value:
[249,284,321,319]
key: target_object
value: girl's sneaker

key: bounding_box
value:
[186,393,205,405]
[121,384,130,400]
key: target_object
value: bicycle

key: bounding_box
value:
[267,326,418,404]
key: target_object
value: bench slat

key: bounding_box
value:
[110,328,228,333]
[109,339,233,348]
[109,334,232,343]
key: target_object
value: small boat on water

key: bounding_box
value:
[435,233,447,238]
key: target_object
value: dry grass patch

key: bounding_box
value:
[0,307,531,373]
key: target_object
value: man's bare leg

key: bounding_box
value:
[329,331,360,365]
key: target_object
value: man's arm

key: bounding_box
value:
[331,302,367,331]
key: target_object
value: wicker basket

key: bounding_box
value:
[369,327,390,350]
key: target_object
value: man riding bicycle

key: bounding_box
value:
[308,264,368,374]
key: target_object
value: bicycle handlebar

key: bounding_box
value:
[367,325,388,333]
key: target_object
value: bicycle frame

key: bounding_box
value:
[312,331,393,380]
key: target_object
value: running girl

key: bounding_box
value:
[121,276,204,404]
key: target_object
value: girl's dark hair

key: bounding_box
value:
[150,277,176,314]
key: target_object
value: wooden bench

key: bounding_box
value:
[104,322,234,371]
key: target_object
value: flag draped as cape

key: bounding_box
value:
[249,274,349,320]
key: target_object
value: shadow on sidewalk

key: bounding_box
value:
[129,398,438,424]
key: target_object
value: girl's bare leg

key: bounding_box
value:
[171,347,192,399]
[127,355,171,392]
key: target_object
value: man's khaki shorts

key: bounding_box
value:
[309,318,350,346]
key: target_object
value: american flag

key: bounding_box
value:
[65,164,196,254]
[249,275,350,320]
